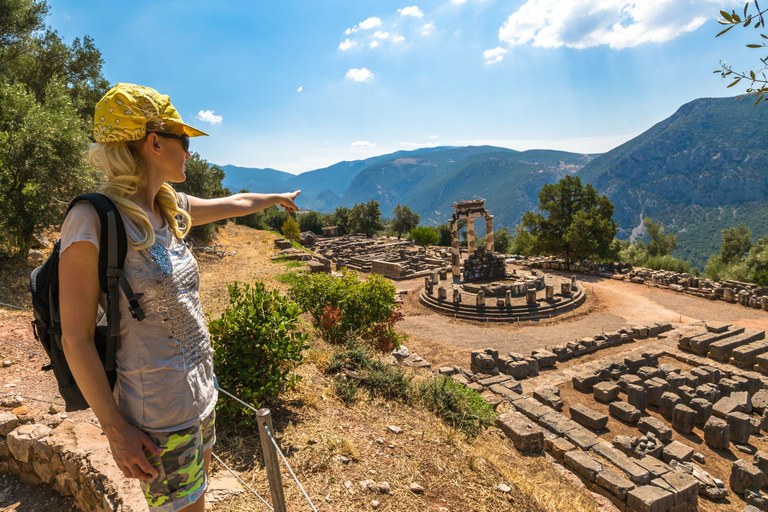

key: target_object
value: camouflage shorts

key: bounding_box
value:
[140,411,216,511]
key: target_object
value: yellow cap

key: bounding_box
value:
[93,83,208,143]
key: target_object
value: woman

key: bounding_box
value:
[59,83,299,511]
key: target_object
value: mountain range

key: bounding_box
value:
[220,95,768,268]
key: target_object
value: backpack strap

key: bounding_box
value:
[66,194,146,372]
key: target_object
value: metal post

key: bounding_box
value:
[257,408,287,512]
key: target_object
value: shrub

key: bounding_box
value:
[290,271,402,350]
[209,282,309,425]
[642,255,693,274]
[282,216,300,242]
[325,344,412,402]
[410,226,439,247]
[418,376,497,438]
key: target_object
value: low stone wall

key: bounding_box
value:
[0,410,145,511]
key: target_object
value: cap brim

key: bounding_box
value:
[180,123,209,137]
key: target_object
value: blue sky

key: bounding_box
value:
[48,0,752,174]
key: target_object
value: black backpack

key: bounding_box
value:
[30,193,146,412]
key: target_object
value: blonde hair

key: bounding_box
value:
[88,137,192,250]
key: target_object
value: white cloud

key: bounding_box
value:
[398,6,424,18]
[195,110,222,124]
[370,41,380,48]
[422,22,435,34]
[346,68,374,82]
[498,0,737,50]
[400,141,439,148]
[374,31,391,39]
[339,38,358,50]
[483,46,508,64]
[391,35,405,43]
[428,135,438,140]
[347,16,382,33]
[351,140,376,148]
[451,0,468,4]
[297,86,303,92]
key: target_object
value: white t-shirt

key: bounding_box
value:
[59,193,217,432]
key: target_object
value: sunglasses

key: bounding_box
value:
[151,131,190,152]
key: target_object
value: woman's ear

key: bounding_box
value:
[145,132,163,156]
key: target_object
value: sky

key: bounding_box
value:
[47,0,754,174]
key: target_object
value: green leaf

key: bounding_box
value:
[721,10,733,21]
[747,43,764,47]
[717,25,736,37]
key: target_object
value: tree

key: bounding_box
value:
[715,3,768,102]
[390,204,420,239]
[720,224,752,263]
[410,226,439,246]
[493,227,512,254]
[0,0,109,258]
[644,218,677,256]
[173,153,228,200]
[298,210,323,235]
[333,206,350,235]
[349,199,383,236]
[518,176,618,264]
[281,216,300,242]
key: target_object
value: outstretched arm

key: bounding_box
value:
[186,191,300,226]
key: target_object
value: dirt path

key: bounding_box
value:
[398,275,768,359]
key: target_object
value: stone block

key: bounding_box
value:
[659,392,682,419]
[637,366,662,381]
[597,469,635,501]
[496,411,544,454]
[662,441,694,463]
[755,450,768,474]
[730,459,766,495]
[592,441,651,485]
[531,349,557,368]
[718,378,740,397]
[695,383,720,404]
[688,398,713,426]
[0,412,18,436]
[506,361,530,380]
[564,428,600,450]
[638,417,673,442]
[680,372,699,389]
[564,450,603,482]
[745,490,768,511]
[644,378,670,407]
[675,385,696,405]
[533,388,563,411]
[478,374,513,388]
[667,373,686,392]
[524,357,539,377]
[636,456,672,479]
[625,355,647,372]
[610,402,642,423]
[731,391,753,414]
[539,412,581,436]
[6,424,51,463]
[572,373,599,392]
[594,382,621,403]
[627,485,674,512]
[619,374,643,392]
[627,384,648,412]
[657,364,681,379]
[570,404,609,430]
[672,404,696,434]
[660,471,699,508]
[704,417,730,450]
[752,389,768,414]
[511,397,551,422]
[713,397,741,419]
[727,411,752,445]
[549,437,575,463]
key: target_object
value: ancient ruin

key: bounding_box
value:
[450,199,495,278]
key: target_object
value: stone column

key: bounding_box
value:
[431,271,439,285]
[476,290,485,307]
[425,276,433,295]
[505,290,512,307]
[546,284,554,300]
[526,287,537,305]
[438,286,447,301]
[453,288,462,303]
[450,219,460,279]
[561,282,571,295]
[485,213,494,253]
[467,214,477,253]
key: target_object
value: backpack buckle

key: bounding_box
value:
[128,293,146,321]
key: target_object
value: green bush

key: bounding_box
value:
[410,226,439,246]
[418,376,497,438]
[282,216,300,242]
[642,255,694,274]
[209,282,309,425]
[290,271,402,351]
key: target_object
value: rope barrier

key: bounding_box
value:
[218,387,260,415]
[0,340,44,358]
[263,424,318,512]
[0,302,32,311]
[212,453,273,511]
